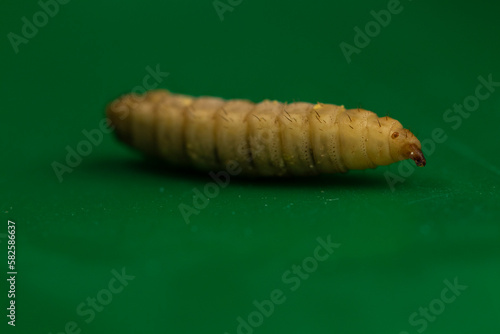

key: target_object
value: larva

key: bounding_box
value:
[106,89,426,176]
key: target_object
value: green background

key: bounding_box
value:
[1,0,499,333]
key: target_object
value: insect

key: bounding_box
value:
[106,89,426,176]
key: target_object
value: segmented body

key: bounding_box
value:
[106,89,425,175]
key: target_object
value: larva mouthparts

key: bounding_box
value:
[407,144,426,167]
[106,89,427,176]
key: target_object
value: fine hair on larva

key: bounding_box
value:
[106,89,426,176]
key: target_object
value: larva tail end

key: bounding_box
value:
[106,97,134,147]
[408,144,426,167]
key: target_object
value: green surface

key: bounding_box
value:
[1,0,500,333]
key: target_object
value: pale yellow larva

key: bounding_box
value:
[106,89,426,176]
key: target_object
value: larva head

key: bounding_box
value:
[389,127,426,167]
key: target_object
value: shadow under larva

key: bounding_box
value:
[106,89,426,177]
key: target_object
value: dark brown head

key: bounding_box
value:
[389,128,426,167]
[406,144,426,167]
